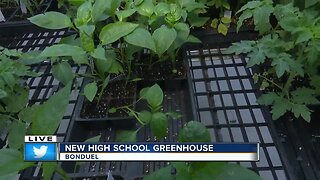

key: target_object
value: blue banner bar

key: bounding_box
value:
[59,143,258,153]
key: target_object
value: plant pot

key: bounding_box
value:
[0,0,57,38]
[74,78,137,130]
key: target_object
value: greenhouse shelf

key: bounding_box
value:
[0,30,318,180]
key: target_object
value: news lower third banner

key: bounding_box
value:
[24,136,259,161]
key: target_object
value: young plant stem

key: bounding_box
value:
[257,74,283,91]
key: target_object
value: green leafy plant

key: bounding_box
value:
[28,0,202,103]
[210,16,231,35]
[226,1,320,122]
[144,121,261,180]
[109,83,182,141]
[0,47,71,179]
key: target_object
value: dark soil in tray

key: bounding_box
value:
[134,54,186,81]
[80,81,136,119]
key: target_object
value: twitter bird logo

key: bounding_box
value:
[25,143,56,161]
[33,145,48,158]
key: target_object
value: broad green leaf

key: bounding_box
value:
[124,28,156,52]
[99,22,139,45]
[92,0,109,22]
[3,87,28,112]
[78,25,95,52]
[144,165,174,180]
[221,17,231,24]
[42,162,57,180]
[218,23,228,36]
[291,104,311,122]
[52,62,74,85]
[172,23,190,50]
[139,87,150,98]
[0,148,34,176]
[143,84,163,108]
[271,59,289,77]
[0,89,7,99]
[72,54,89,65]
[187,35,201,43]
[116,9,136,21]
[211,18,218,28]
[291,88,320,105]
[18,51,43,65]
[246,48,266,67]
[84,82,98,102]
[155,3,170,16]
[188,12,210,27]
[38,44,85,57]
[252,6,274,34]
[75,1,92,27]
[91,46,106,60]
[224,41,255,54]
[116,130,137,142]
[178,121,211,142]
[237,10,252,32]
[59,34,79,46]
[278,17,300,32]
[0,172,19,180]
[305,0,320,7]
[28,12,72,29]
[237,1,262,13]
[150,112,168,138]
[8,121,26,149]
[271,98,291,120]
[137,110,152,124]
[166,4,182,23]
[152,26,177,56]
[295,30,313,44]
[84,135,101,142]
[137,0,154,17]
[31,82,71,134]
[108,60,124,74]
[257,92,278,105]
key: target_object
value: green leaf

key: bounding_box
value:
[142,84,163,108]
[59,34,79,46]
[252,6,274,34]
[237,10,252,32]
[178,121,211,142]
[137,110,152,124]
[257,92,279,105]
[42,162,57,180]
[84,135,101,142]
[108,108,117,113]
[246,48,266,67]
[211,18,218,28]
[92,0,109,22]
[271,98,291,120]
[28,11,72,29]
[78,25,95,52]
[172,22,190,50]
[124,28,156,52]
[8,121,26,149]
[72,54,89,65]
[237,1,262,13]
[295,30,313,44]
[221,17,231,24]
[271,59,289,77]
[150,112,168,138]
[108,60,124,74]
[291,88,320,105]
[99,22,139,45]
[3,87,28,112]
[75,1,92,27]
[0,89,7,99]
[291,104,311,122]
[38,44,85,57]
[224,41,255,54]
[152,26,177,56]
[31,82,71,134]
[187,35,201,44]
[137,0,154,17]
[116,130,137,142]
[52,62,74,85]
[84,82,98,102]
[155,2,170,16]
[116,9,136,21]
[0,148,34,176]
[188,12,210,27]
[139,87,150,98]
[144,165,174,180]
[218,23,228,36]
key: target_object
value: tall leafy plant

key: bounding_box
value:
[226,0,320,122]
[0,47,71,179]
